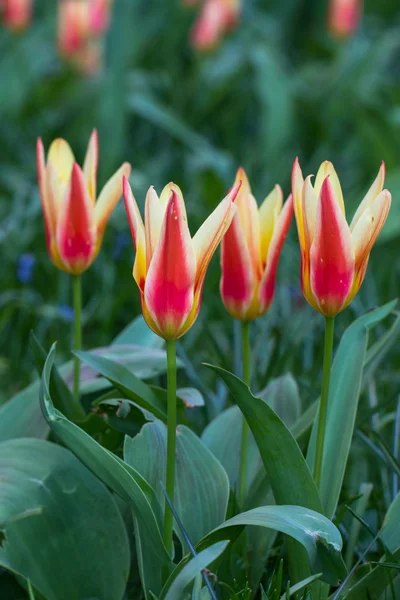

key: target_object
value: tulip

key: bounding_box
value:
[219,167,292,507]
[292,158,391,489]
[36,130,131,275]
[58,0,91,56]
[328,0,362,39]
[58,0,112,73]
[220,168,294,322]
[124,177,238,556]
[292,159,391,318]
[89,0,112,34]
[191,0,241,51]
[123,178,239,341]
[2,0,32,31]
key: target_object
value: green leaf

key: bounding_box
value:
[205,364,321,510]
[339,549,400,600]
[382,491,400,554]
[39,344,170,568]
[307,300,397,518]
[258,373,302,430]
[202,405,261,497]
[160,541,229,600]
[279,573,322,599]
[75,350,167,421]
[124,421,230,551]
[0,381,48,442]
[29,332,84,421]
[199,506,346,586]
[0,438,130,600]
[205,364,325,584]
[113,314,164,348]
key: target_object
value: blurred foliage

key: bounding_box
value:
[0,0,400,401]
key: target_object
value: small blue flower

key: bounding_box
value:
[17,253,35,284]
[58,304,74,322]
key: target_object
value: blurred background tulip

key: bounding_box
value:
[328,0,362,38]
[1,0,32,31]
[58,0,113,73]
[190,0,241,50]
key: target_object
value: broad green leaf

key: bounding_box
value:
[125,421,229,551]
[0,315,163,442]
[0,381,48,442]
[0,438,130,600]
[160,542,229,600]
[205,365,322,511]
[307,300,397,518]
[198,506,346,586]
[75,350,167,421]
[258,373,302,429]
[205,364,325,584]
[113,314,164,348]
[202,405,261,496]
[39,344,170,568]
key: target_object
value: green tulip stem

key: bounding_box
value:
[314,316,335,488]
[72,275,84,418]
[238,321,251,507]
[164,339,177,556]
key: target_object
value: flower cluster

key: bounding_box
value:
[36,134,391,341]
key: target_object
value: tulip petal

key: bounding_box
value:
[192,182,239,289]
[56,164,96,274]
[144,188,197,339]
[302,175,319,250]
[258,194,294,314]
[83,129,98,203]
[47,138,75,212]
[144,186,168,269]
[351,189,391,287]
[36,138,55,252]
[314,161,345,215]
[350,162,385,231]
[258,184,283,268]
[123,177,147,291]
[220,215,254,321]
[95,162,131,235]
[310,177,354,317]
[292,158,306,251]
[234,168,261,276]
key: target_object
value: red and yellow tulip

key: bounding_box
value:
[123,178,239,340]
[328,0,362,39]
[292,159,391,317]
[191,0,241,51]
[220,168,293,321]
[36,130,131,275]
[58,0,112,73]
[2,0,32,31]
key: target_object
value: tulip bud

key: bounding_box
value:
[123,179,239,339]
[328,0,362,39]
[220,168,293,321]
[292,158,391,317]
[36,130,131,275]
[2,0,32,31]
